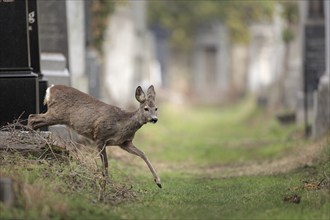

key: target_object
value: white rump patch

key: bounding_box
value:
[43,84,54,105]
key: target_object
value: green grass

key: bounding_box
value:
[116,168,329,219]
[135,99,305,164]
[1,155,329,219]
[1,99,329,219]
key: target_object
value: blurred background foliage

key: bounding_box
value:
[147,0,276,52]
[91,0,116,53]
[90,0,299,53]
[281,0,299,44]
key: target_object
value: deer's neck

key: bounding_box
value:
[121,109,144,134]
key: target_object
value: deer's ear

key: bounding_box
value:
[147,85,156,100]
[135,86,146,103]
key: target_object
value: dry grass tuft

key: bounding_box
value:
[0,120,138,212]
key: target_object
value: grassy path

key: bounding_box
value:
[107,100,329,219]
[109,135,327,179]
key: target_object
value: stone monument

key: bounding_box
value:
[193,22,229,103]
[37,0,71,86]
[312,0,330,138]
[0,0,39,126]
[28,0,48,114]
[303,0,326,136]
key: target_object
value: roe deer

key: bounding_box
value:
[28,85,162,188]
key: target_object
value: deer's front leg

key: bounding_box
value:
[28,114,49,130]
[97,143,109,179]
[28,112,59,130]
[120,141,162,188]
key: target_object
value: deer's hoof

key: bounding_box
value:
[154,178,162,188]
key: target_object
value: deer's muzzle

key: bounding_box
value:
[150,117,158,124]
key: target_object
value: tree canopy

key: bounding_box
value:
[147,0,276,51]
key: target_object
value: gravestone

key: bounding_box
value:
[27,0,48,114]
[85,1,101,98]
[312,0,330,137]
[150,24,169,87]
[28,0,41,75]
[0,0,39,126]
[38,0,69,66]
[312,73,330,137]
[303,0,326,136]
[37,0,71,86]
[193,22,229,103]
[0,1,30,69]
[304,24,325,93]
[86,49,101,98]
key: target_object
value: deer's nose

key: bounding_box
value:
[151,117,158,124]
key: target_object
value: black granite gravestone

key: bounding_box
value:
[28,0,48,114]
[0,0,30,70]
[0,0,39,126]
[28,0,41,75]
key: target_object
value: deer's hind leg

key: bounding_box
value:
[97,143,109,178]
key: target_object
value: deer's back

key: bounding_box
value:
[47,85,125,141]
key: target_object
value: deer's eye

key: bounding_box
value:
[155,107,158,111]
[144,107,149,111]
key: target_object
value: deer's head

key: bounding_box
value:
[135,85,158,124]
